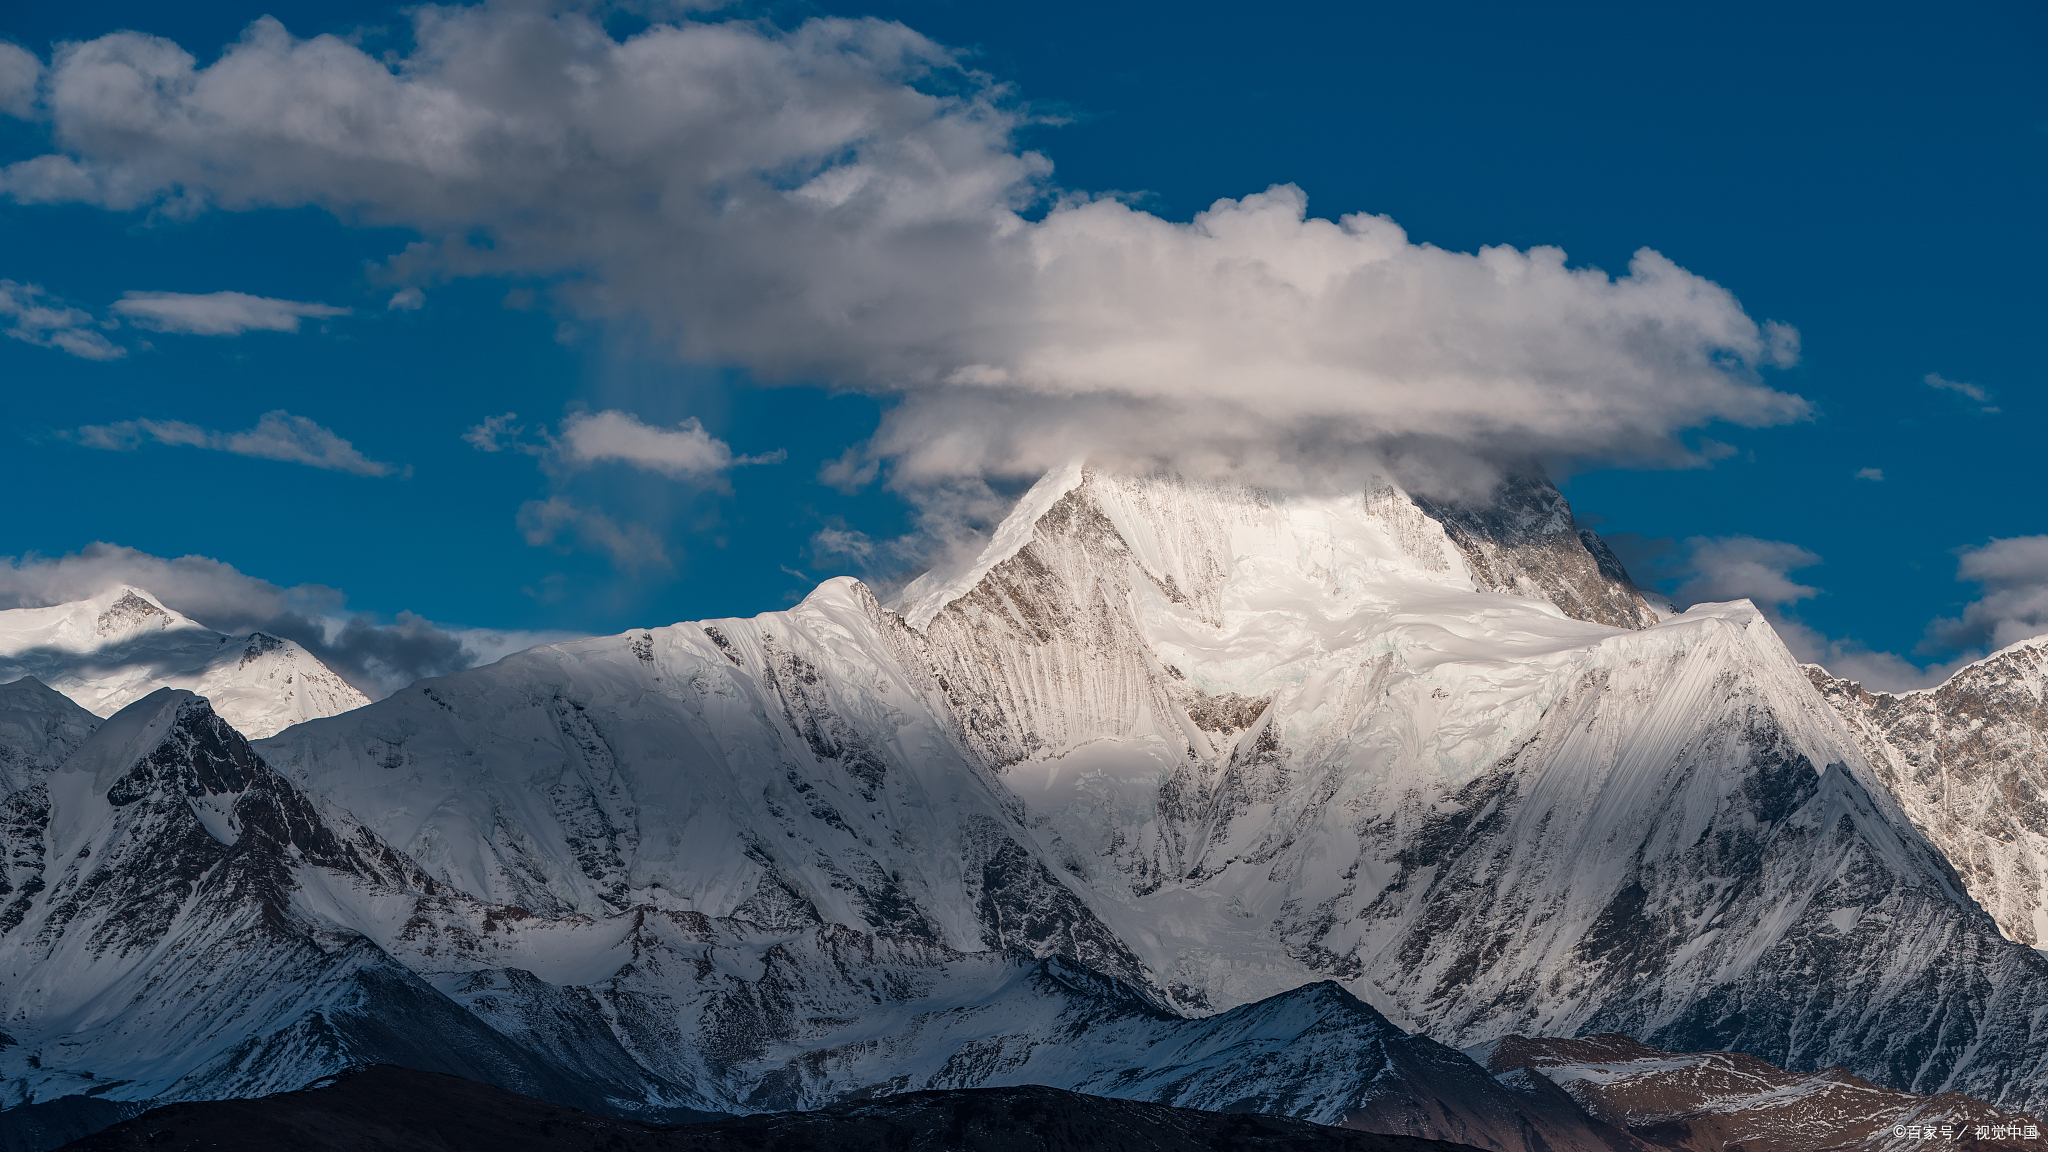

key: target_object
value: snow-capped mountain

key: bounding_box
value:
[252,465,2048,1108]
[1809,641,2048,950]
[0,688,1633,1152]
[3,464,2047,1149]
[0,677,100,796]
[0,587,367,739]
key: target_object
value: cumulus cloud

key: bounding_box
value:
[0,279,123,360]
[72,409,404,476]
[0,7,1806,503]
[0,42,38,118]
[0,543,577,697]
[110,290,349,335]
[1669,536,1822,610]
[1855,467,1883,481]
[518,497,671,571]
[1925,536,2048,654]
[559,410,782,477]
[1603,532,2048,691]
[1647,536,1946,688]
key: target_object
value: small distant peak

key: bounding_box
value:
[94,587,171,637]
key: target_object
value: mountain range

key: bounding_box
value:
[1,465,2043,1151]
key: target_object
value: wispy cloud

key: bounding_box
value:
[517,497,671,572]
[559,410,783,478]
[110,290,349,336]
[72,410,404,476]
[0,279,122,360]
[1925,372,1998,413]
[1854,467,1884,481]
[462,412,532,453]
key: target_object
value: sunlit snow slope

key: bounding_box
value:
[0,588,367,739]
[254,466,2048,1111]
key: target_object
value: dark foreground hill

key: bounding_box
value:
[58,1065,1481,1152]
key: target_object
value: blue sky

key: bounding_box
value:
[1,0,2042,694]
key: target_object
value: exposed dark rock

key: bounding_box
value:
[57,1066,1478,1152]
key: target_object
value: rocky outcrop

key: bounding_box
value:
[1810,641,2048,948]
[1477,1033,2044,1152]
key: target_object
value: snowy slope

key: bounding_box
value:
[1811,640,2048,949]
[0,588,367,739]
[247,465,2048,1112]
[0,678,99,795]
[0,690,1633,1152]
[8,464,2048,1142]
[892,469,2048,1106]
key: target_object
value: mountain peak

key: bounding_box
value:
[0,590,367,739]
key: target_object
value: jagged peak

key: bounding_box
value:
[892,460,1088,630]
[57,687,210,796]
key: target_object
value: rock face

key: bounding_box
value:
[1475,1033,2044,1152]
[1412,471,1661,631]
[4,465,2048,1148]
[1809,642,2048,949]
[0,588,367,739]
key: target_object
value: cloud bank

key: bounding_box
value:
[72,410,404,476]
[111,290,349,335]
[1,6,1807,501]
[0,543,575,697]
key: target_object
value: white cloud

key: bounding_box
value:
[387,286,424,311]
[1671,536,1822,611]
[1927,536,2048,654]
[0,42,38,118]
[1854,467,1884,481]
[517,497,671,571]
[1652,535,1955,689]
[0,278,123,360]
[110,290,349,335]
[1,9,1806,501]
[559,409,782,478]
[463,412,529,452]
[72,410,403,476]
[810,526,877,565]
[1613,532,2048,692]
[0,543,575,697]
[1925,372,1987,402]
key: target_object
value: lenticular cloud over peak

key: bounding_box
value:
[2,2,1807,492]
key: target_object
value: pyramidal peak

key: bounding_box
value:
[0,586,367,739]
[891,463,1660,641]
